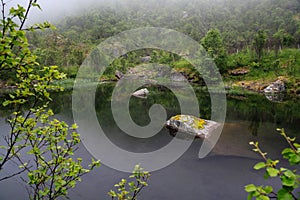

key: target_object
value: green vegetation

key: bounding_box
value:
[14,0,299,96]
[0,1,149,199]
[226,48,300,96]
[253,30,267,63]
[0,0,299,199]
[0,1,101,199]
[108,165,150,200]
[201,29,228,73]
[245,128,300,200]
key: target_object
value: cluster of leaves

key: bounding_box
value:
[200,29,228,73]
[3,105,100,199]
[0,2,151,200]
[108,165,150,200]
[0,0,54,84]
[245,128,300,200]
[253,30,267,62]
[0,1,101,199]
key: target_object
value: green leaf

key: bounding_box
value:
[245,184,257,192]
[257,195,270,200]
[71,123,78,129]
[289,154,300,165]
[283,170,296,179]
[108,190,117,197]
[254,162,266,170]
[277,188,293,200]
[282,148,294,155]
[264,186,273,194]
[2,100,10,107]
[247,193,254,200]
[32,3,41,10]
[128,181,135,188]
[266,167,279,177]
[281,176,295,187]
[293,143,300,149]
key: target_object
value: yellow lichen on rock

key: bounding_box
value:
[170,115,207,130]
[195,118,207,129]
[166,115,220,139]
[171,115,181,121]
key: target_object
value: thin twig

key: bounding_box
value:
[0,167,27,182]
[19,0,33,31]
[1,0,6,38]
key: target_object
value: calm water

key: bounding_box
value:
[0,83,299,200]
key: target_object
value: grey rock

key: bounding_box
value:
[265,93,285,102]
[115,70,124,80]
[170,72,186,82]
[263,80,286,102]
[132,88,149,98]
[140,56,151,63]
[165,115,220,139]
[264,80,285,93]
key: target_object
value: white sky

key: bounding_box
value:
[5,0,106,23]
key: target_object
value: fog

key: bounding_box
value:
[5,0,266,26]
[6,0,112,23]
[7,0,196,24]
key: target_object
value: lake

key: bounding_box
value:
[0,83,299,200]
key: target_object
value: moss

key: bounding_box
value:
[170,115,207,130]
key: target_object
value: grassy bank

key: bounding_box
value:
[224,48,300,95]
[1,48,299,98]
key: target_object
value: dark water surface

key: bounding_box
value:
[0,83,299,200]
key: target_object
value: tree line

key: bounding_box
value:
[22,0,300,78]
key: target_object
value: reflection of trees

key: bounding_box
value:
[247,107,260,136]
[2,84,299,134]
[128,86,181,126]
[0,91,73,118]
[227,94,300,135]
[95,84,212,128]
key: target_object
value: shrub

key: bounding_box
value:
[245,128,300,200]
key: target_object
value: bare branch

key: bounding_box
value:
[0,167,27,182]
[1,0,6,37]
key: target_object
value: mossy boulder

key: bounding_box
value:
[165,115,220,139]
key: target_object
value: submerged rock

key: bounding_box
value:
[132,88,149,98]
[264,93,285,102]
[165,115,220,139]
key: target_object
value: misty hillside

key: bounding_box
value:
[27,0,300,71]
[50,0,300,45]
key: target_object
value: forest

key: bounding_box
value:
[1,0,299,96]
[1,0,300,199]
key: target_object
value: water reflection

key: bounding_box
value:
[0,83,299,199]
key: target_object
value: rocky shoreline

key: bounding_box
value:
[1,67,299,101]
